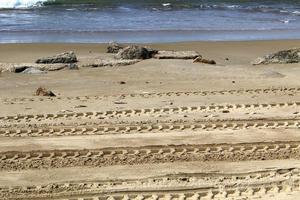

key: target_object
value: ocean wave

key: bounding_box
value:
[1,0,300,15]
[0,0,49,9]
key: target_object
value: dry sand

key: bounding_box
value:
[0,40,300,199]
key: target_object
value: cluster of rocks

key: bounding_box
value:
[107,42,202,60]
[107,42,218,65]
[252,48,300,65]
[0,51,78,74]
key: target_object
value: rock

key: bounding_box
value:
[252,48,300,65]
[80,59,140,68]
[35,87,56,97]
[36,51,77,64]
[107,42,124,53]
[153,50,200,59]
[0,63,67,73]
[115,45,153,60]
[113,101,127,104]
[193,57,216,65]
[22,68,47,74]
[144,46,158,57]
[68,63,79,70]
[119,81,126,84]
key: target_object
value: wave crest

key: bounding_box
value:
[0,0,49,9]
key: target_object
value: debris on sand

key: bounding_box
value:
[35,87,56,97]
[36,51,78,64]
[252,48,300,65]
[153,50,200,59]
[107,42,124,53]
[193,57,216,65]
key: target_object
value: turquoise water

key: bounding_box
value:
[0,0,300,43]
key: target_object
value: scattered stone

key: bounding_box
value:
[222,110,230,113]
[58,110,74,113]
[74,105,87,108]
[107,42,124,53]
[113,101,127,104]
[22,68,47,74]
[36,51,77,64]
[35,87,56,97]
[252,48,300,65]
[115,45,154,60]
[193,57,216,64]
[153,50,200,59]
[68,63,79,70]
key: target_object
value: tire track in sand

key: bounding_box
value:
[1,117,299,137]
[1,141,300,170]
[1,168,298,199]
[1,86,299,103]
[1,101,299,125]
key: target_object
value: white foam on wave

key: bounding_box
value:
[0,0,49,9]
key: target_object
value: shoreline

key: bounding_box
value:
[1,39,300,64]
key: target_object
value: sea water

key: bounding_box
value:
[0,0,300,43]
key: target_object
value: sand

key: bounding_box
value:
[0,40,300,199]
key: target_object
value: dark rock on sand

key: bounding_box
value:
[153,50,200,59]
[144,46,158,57]
[252,48,300,65]
[193,57,216,65]
[68,63,79,70]
[35,87,56,97]
[14,66,28,73]
[116,45,154,60]
[36,51,77,64]
[107,42,124,53]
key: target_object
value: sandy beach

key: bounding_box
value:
[1,40,300,199]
